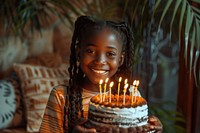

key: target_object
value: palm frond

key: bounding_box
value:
[157,0,173,33]
[169,0,182,41]
[149,101,186,133]
[153,0,200,86]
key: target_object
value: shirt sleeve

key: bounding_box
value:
[39,86,68,133]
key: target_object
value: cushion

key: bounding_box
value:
[13,63,69,132]
[0,78,24,129]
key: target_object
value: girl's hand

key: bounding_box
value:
[73,118,96,133]
[148,115,163,133]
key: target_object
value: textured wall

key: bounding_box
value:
[0,18,73,79]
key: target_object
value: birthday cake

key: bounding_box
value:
[88,94,148,128]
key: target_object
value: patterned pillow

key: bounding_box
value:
[0,78,24,129]
[13,63,69,132]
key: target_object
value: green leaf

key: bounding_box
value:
[122,0,129,18]
[191,6,200,16]
[140,0,148,30]
[170,116,186,123]
[194,19,200,87]
[82,0,91,12]
[169,0,182,41]
[174,125,186,133]
[184,3,194,66]
[70,0,87,14]
[179,0,186,48]
[166,110,184,117]
[60,0,81,16]
[191,0,200,3]
[157,0,173,33]
[194,51,200,87]
[199,70,200,86]
[196,20,200,50]
[96,0,101,15]
[130,0,140,28]
[151,0,161,20]
[190,27,196,79]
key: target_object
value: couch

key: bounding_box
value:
[0,53,70,133]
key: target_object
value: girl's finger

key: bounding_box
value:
[128,127,137,133]
[85,128,97,133]
[113,127,120,133]
[150,125,162,131]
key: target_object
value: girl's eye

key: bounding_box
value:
[107,52,116,58]
[86,49,95,54]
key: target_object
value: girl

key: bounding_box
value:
[39,16,162,133]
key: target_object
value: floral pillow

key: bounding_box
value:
[0,77,25,129]
[13,63,69,132]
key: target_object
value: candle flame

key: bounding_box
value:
[110,81,114,87]
[105,78,109,83]
[133,80,137,86]
[99,79,103,85]
[136,80,139,86]
[124,79,128,84]
[119,77,122,82]
[123,83,129,105]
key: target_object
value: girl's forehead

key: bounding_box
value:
[79,30,123,51]
[80,27,122,43]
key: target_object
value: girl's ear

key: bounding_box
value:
[119,52,125,67]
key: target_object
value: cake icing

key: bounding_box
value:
[88,94,148,128]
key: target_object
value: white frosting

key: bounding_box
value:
[88,101,148,128]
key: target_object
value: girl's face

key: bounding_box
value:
[78,27,124,85]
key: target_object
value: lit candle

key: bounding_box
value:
[103,78,109,101]
[124,79,128,85]
[99,79,103,102]
[132,80,137,103]
[117,77,122,102]
[136,80,140,87]
[134,80,140,102]
[123,83,129,105]
[109,82,114,103]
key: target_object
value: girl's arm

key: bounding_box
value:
[39,86,67,133]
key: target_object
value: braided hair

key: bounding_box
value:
[64,16,134,133]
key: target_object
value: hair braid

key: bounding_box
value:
[119,23,135,79]
[65,16,95,133]
[106,21,135,80]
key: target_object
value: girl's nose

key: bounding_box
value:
[94,54,106,64]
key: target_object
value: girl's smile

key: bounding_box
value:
[91,68,108,74]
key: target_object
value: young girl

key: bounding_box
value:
[39,16,162,133]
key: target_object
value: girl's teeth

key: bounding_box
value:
[92,69,106,74]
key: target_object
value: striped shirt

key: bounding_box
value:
[39,85,99,133]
